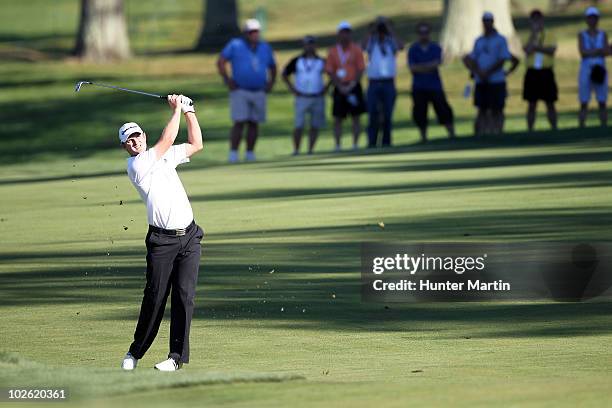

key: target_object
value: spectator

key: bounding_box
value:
[578,6,610,128]
[463,12,519,135]
[362,17,403,148]
[408,21,455,142]
[217,19,277,163]
[325,21,366,151]
[282,35,329,155]
[523,9,558,132]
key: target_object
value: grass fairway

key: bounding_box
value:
[2,131,612,407]
[2,1,612,407]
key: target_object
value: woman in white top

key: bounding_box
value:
[578,6,610,127]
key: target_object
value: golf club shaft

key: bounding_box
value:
[87,82,163,99]
[77,81,193,106]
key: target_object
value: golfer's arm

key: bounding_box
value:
[153,109,181,160]
[184,112,203,158]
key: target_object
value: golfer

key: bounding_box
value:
[119,94,204,371]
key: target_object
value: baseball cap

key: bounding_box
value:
[303,35,315,44]
[244,18,261,32]
[482,11,494,21]
[337,21,352,32]
[585,6,600,17]
[118,122,143,143]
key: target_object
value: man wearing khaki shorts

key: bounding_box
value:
[217,19,277,163]
[282,35,329,155]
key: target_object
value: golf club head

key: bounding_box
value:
[74,81,90,93]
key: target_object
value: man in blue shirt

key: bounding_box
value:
[463,12,519,135]
[217,19,277,163]
[408,22,455,142]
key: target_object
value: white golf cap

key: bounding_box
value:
[337,21,352,32]
[244,18,261,32]
[585,6,600,17]
[482,11,494,20]
[118,122,143,143]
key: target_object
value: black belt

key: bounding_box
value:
[149,220,195,237]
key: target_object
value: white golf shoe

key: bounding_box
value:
[154,358,181,371]
[121,352,138,370]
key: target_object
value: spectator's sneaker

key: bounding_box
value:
[154,357,181,371]
[334,145,341,152]
[121,352,138,370]
[228,150,239,163]
[245,151,256,162]
[292,150,299,156]
[352,143,359,151]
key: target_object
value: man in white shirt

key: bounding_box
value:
[282,35,329,155]
[362,17,403,147]
[119,94,204,372]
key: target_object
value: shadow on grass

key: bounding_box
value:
[183,168,612,202]
[1,123,610,186]
[2,208,612,337]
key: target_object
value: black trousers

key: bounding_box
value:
[129,221,203,364]
[412,89,454,129]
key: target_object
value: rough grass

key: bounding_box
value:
[0,352,304,401]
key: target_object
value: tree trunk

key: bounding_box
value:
[74,0,131,62]
[195,0,240,51]
[440,0,521,59]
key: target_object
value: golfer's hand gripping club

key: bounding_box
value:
[167,94,182,112]
[166,94,194,109]
[180,96,195,113]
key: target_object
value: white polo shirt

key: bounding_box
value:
[282,54,326,96]
[127,144,193,229]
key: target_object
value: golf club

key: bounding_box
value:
[74,81,193,105]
